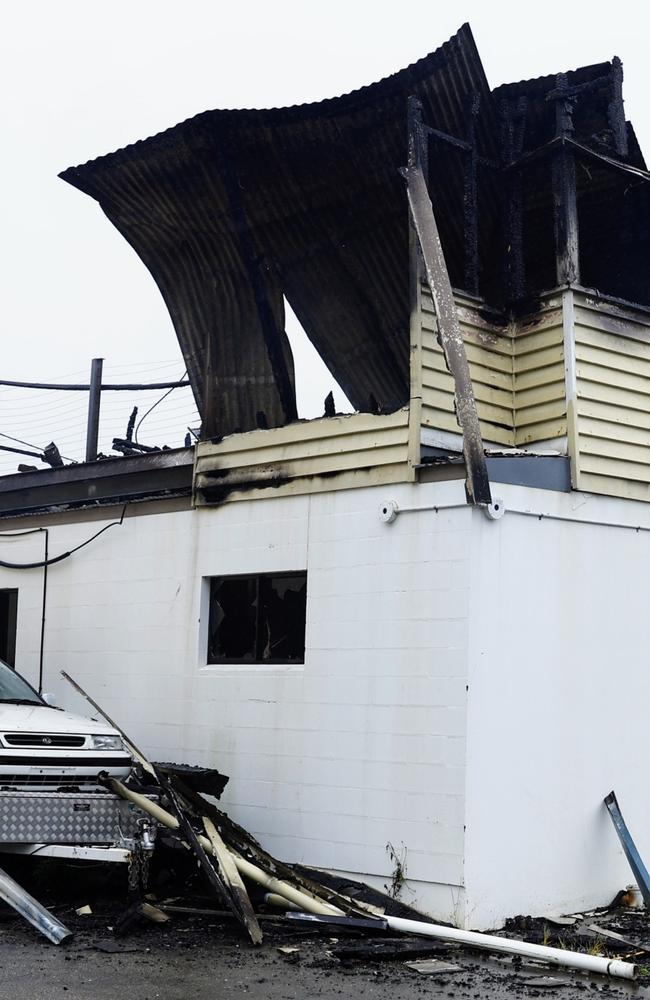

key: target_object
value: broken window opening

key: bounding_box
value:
[207,572,307,664]
[0,590,18,667]
[283,298,354,420]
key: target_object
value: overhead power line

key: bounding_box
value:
[0,378,191,391]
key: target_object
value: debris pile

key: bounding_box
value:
[0,672,646,988]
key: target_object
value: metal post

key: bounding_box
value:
[38,528,48,694]
[0,863,72,944]
[85,358,103,462]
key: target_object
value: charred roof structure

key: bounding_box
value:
[61,24,650,444]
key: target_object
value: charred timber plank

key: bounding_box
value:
[161,776,233,913]
[462,95,480,297]
[202,815,263,945]
[551,75,580,288]
[401,164,491,506]
[552,148,580,286]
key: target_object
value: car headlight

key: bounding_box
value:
[90,734,125,751]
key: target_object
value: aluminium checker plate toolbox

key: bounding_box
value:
[0,790,158,845]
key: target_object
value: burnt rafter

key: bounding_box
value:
[60,26,650,438]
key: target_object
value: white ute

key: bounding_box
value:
[0,659,132,790]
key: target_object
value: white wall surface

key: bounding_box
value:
[0,480,472,923]
[6,476,640,928]
[464,483,650,929]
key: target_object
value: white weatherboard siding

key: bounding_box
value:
[464,483,650,929]
[0,481,472,924]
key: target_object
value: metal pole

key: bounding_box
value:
[38,528,48,694]
[85,358,103,463]
[0,864,72,944]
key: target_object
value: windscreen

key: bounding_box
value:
[0,660,43,704]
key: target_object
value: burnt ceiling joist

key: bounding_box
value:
[60,24,649,440]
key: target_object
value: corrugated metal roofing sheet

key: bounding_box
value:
[60,24,493,437]
[60,25,650,437]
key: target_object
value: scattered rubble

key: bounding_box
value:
[0,671,648,997]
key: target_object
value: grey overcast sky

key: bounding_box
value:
[0,0,648,469]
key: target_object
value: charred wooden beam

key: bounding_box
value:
[202,815,263,945]
[551,74,580,287]
[608,56,628,157]
[125,407,138,442]
[401,163,491,506]
[408,96,428,182]
[463,94,481,297]
[501,97,528,303]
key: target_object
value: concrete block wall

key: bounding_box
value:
[5,477,649,928]
[0,480,473,923]
[463,483,650,929]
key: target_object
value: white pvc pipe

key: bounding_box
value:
[111,781,181,829]
[264,892,300,911]
[234,855,341,917]
[384,916,637,981]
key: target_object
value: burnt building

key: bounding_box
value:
[0,25,649,928]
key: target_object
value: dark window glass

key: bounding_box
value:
[0,590,18,668]
[208,573,306,664]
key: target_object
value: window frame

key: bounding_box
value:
[206,571,307,666]
[0,589,18,669]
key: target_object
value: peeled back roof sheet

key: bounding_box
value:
[60,24,493,437]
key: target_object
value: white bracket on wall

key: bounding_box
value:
[484,498,505,520]
[379,500,399,523]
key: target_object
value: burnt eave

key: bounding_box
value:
[0,448,194,518]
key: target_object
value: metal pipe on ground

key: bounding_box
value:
[0,865,72,944]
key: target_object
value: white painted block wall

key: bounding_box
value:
[464,483,650,929]
[0,481,472,923]
[3,478,644,929]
